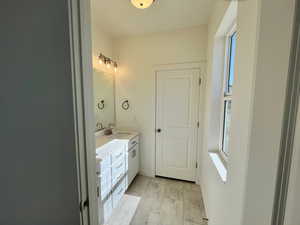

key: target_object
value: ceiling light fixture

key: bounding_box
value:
[131,0,155,9]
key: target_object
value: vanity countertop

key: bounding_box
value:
[95,131,139,151]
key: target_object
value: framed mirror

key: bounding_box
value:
[93,68,115,131]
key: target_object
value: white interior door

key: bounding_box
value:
[155,69,200,181]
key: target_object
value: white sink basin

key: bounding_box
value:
[96,139,125,156]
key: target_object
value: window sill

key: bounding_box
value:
[209,151,228,183]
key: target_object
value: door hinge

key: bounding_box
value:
[79,198,89,212]
[197,121,200,128]
[199,78,202,86]
[196,162,198,168]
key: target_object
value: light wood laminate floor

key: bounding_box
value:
[126,175,208,225]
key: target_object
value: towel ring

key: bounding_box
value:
[98,100,105,110]
[121,100,130,110]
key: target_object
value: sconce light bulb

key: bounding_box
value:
[107,63,110,68]
[113,62,118,72]
[99,59,103,64]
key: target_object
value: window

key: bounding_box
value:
[220,30,237,156]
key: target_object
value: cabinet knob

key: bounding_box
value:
[156,128,162,133]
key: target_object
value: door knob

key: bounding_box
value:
[156,128,162,133]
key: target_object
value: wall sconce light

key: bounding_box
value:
[98,53,118,73]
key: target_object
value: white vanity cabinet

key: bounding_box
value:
[96,140,128,224]
[96,133,139,224]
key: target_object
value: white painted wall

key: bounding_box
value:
[241,0,295,224]
[113,27,207,176]
[200,0,295,225]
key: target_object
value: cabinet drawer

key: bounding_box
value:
[101,186,110,201]
[111,147,125,164]
[100,168,111,187]
[112,178,126,208]
[112,159,126,186]
[100,155,111,172]
[103,195,113,223]
[100,169,111,200]
[128,135,139,150]
[125,152,129,173]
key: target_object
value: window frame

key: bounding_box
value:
[219,24,237,159]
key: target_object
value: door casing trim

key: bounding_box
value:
[68,0,98,224]
[272,1,300,224]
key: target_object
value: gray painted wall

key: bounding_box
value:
[0,1,81,225]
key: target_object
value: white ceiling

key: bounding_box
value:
[91,0,215,38]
